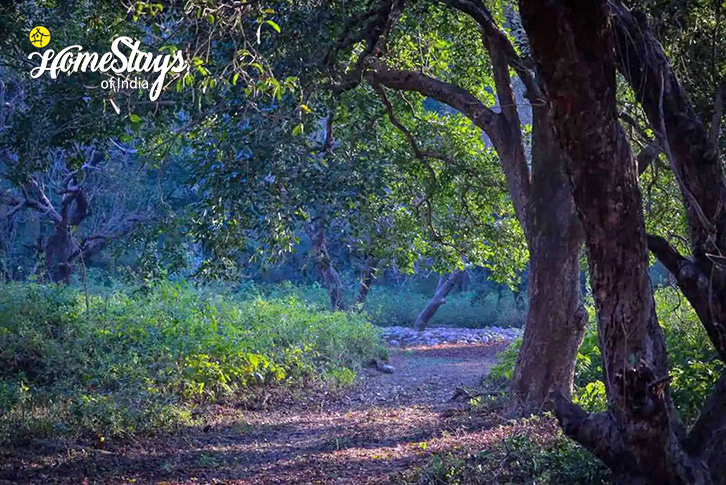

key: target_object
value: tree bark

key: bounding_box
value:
[310,215,347,310]
[510,105,587,413]
[355,258,378,306]
[612,2,726,362]
[45,223,73,284]
[519,0,710,482]
[611,6,726,478]
[368,10,588,410]
[413,270,463,331]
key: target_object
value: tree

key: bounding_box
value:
[327,0,587,411]
[413,270,464,330]
[0,1,178,283]
[519,0,724,481]
[1,148,152,283]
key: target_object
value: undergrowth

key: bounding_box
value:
[413,285,720,484]
[487,286,721,423]
[246,281,527,328]
[395,415,609,484]
[0,281,385,445]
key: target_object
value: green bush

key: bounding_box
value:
[363,287,526,328]
[0,282,385,445]
[486,286,720,423]
[234,281,527,328]
[655,286,721,423]
[398,415,609,484]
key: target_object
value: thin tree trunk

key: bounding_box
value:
[355,258,377,306]
[413,270,463,331]
[310,215,346,310]
[510,105,587,413]
[519,0,710,481]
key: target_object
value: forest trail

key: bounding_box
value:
[5,342,514,484]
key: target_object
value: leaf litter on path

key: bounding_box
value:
[2,342,526,484]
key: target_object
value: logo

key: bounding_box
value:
[27,36,187,107]
[29,26,51,48]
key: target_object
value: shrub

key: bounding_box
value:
[655,286,721,423]
[0,282,385,445]
[485,286,720,423]
[397,415,609,484]
[363,287,526,328]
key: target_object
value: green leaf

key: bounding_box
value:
[265,20,281,34]
[292,123,304,136]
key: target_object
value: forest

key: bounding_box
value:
[0,0,725,483]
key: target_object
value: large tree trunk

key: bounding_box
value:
[510,106,587,413]
[519,0,710,482]
[368,11,589,410]
[310,215,347,310]
[612,2,726,362]
[45,223,73,284]
[611,5,726,479]
[413,270,463,331]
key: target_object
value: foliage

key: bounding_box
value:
[0,281,385,445]
[396,415,610,485]
[365,286,526,328]
[488,286,720,424]
[241,279,527,328]
[488,337,523,382]
[656,285,722,422]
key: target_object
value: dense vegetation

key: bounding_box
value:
[491,287,722,425]
[1,0,725,483]
[0,282,385,444]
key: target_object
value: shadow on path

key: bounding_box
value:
[1,342,510,484]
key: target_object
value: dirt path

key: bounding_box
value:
[3,342,512,484]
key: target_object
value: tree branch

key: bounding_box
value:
[636,139,663,175]
[326,0,405,93]
[367,63,532,236]
[612,1,726,259]
[27,179,62,223]
[437,0,544,104]
[686,372,726,456]
[71,211,151,262]
[367,64,499,132]
[709,80,724,147]
[552,392,637,474]
[647,234,726,360]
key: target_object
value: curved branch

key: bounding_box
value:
[326,0,405,93]
[552,392,637,474]
[437,0,543,103]
[647,234,726,360]
[367,64,531,236]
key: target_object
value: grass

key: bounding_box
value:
[244,280,527,328]
[0,281,386,446]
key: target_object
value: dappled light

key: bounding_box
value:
[1,0,724,483]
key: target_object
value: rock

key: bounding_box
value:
[380,324,520,349]
[377,364,395,374]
